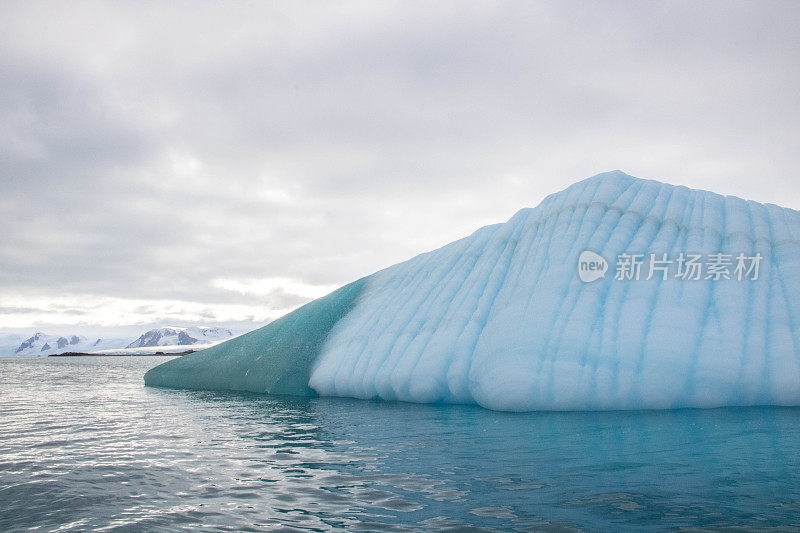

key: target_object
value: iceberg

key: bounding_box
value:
[145,171,800,411]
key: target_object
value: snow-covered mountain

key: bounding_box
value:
[9,332,131,356]
[125,327,234,349]
[0,326,241,356]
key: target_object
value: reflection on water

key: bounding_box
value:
[1,356,800,532]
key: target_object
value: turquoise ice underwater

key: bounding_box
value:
[145,170,800,411]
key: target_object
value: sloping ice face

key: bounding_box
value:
[144,280,365,396]
[147,171,800,411]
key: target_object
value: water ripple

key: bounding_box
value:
[1,356,800,532]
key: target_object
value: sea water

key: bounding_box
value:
[2,356,800,532]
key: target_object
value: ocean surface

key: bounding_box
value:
[1,356,799,532]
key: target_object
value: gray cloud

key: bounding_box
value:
[0,0,799,333]
[0,306,41,315]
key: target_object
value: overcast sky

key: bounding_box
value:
[1,1,799,337]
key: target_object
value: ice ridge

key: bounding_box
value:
[146,171,800,411]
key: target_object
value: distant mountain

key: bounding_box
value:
[10,332,131,356]
[125,327,234,349]
[0,326,240,356]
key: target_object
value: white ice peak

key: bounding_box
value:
[310,171,800,410]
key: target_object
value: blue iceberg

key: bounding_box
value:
[145,171,800,411]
